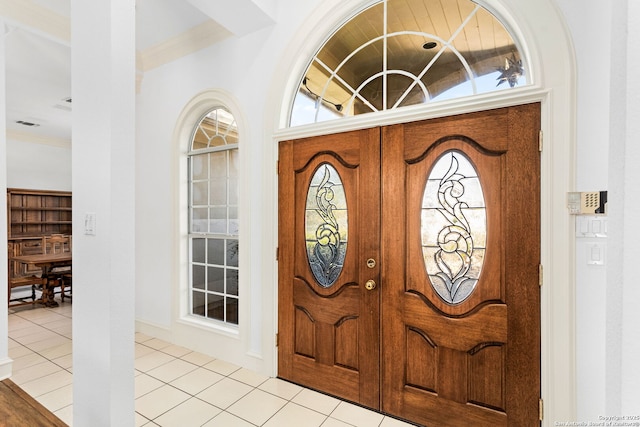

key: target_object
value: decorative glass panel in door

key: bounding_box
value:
[305,163,348,288]
[421,151,486,304]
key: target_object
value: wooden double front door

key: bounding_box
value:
[278,104,541,426]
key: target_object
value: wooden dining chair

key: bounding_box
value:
[43,234,72,302]
[7,238,45,306]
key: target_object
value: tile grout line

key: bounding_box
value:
[10,306,415,427]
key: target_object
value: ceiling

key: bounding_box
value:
[2,0,274,146]
[4,0,523,145]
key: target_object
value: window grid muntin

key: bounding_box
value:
[188,107,239,326]
[189,236,239,324]
[290,0,527,126]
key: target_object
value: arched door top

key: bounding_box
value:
[289,0,528,127]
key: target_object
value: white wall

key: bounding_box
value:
[555,0,640,420]
[134,0,323,373]
[5,139,71,191]
[553,0,612,421]
[607,0,640,417]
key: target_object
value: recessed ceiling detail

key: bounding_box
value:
[15,120,41,127]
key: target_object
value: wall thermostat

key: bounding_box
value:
[568,191,607,215]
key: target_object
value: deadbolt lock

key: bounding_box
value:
[365,279,377,291]
[366,258,376,269]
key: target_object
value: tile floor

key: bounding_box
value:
[7,301,416,427]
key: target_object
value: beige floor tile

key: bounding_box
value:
[202,358,241,376]
[38,341,73,359]
[380,416,417,426]
[135,384,190,420]
[7,315,34,331]
[202,411,255,427]
[263,402,327,427]
[169,367,224,396]
[147,358,198,384]
[28,335,71,352]
[153,397,221,427]
[227,389,287,426]
[8,344,33,359]
[321,418,353,427]
[330,401,384,427]
[8,308,404,427]
[292,388,341,415]
[180,351,215,366]
[36,383,73,412]
[20,369,74,398]
[259,377,303,400]
[7,338,22,348]
[135,350,176,372]
[11,351,48,371]
[197,377,253,409]
[159,344,191,358]
[11,329,53,344]
[44,318,73,330]
[135,373,165,399]
[11,360,63,385]
[136,343,157,359]
[50,325,73,338]
[143,338,172,350]
[16,309,66,323]
[54,404,73,427]
[135,332,153,343]
[135,412,151,427]
[51,353,73,369]
[229,367,269,388]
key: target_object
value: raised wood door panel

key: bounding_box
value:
[381,104,541,426]
[278,128,381,408]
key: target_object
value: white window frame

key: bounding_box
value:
[173,91,254,362]
[187,107,240,327]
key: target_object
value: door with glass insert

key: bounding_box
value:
[278,104,541,426]
[278,128,381,408]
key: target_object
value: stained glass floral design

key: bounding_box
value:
[305,164,348,287]
[421,151,486,304]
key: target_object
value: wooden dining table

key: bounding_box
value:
[11,253,72,307]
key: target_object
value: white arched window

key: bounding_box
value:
[290,0,527,126]
[188,107,239,325]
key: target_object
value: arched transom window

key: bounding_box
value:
[290,0,527,126]
[188,108,239,325]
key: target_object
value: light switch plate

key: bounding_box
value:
[586,243,605,266]
[84,212,96,235]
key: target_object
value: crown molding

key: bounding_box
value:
[0,1,226,73]
[6,130,71,148]
[137,20,231,72]
[0,0,69,44]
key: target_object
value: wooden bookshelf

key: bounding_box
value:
[7,189,72,305]
[7,188,72,239]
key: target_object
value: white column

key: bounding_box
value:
[71,1,136,425]
[619,0,640,415]
[607,0,640,417]
[0,25,11,380]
